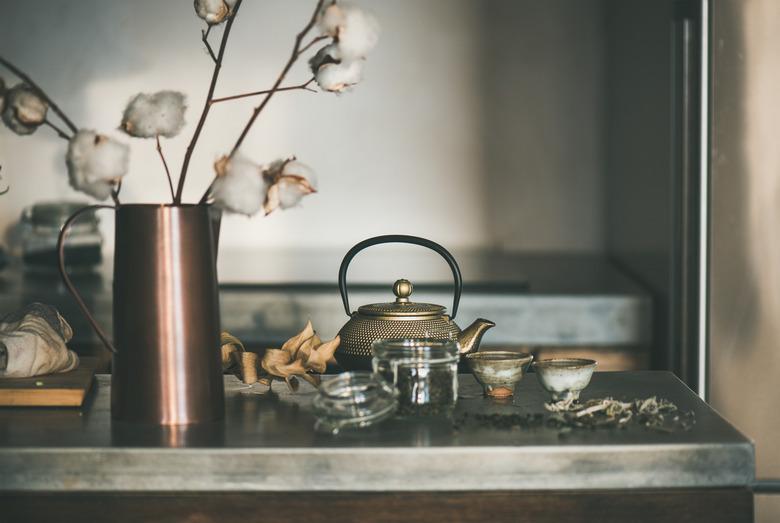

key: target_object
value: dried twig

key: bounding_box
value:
[210,78,316,104]
[174,0,244,204]
[43,119,72,141]
[156,135,176,202]
[197,0,324,205]
[297,35,328,57]
[110,181,121,206]
[229,0,325,156]
[0,166,9,195]
[201,25,218,64]
[0,55,78,135]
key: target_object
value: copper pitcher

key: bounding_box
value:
[57,204,224,425]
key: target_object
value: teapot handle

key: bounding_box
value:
[338,234,462,320]
[57,204,118,354]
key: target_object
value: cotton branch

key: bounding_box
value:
[201,25,218,64]
[0,55,78,135]
[156,136,176,202]
[210,78,316,104]
[297,35,328,57]
[229,0,325,156]
[43,119,72,141]
[0,167,8,196]
[110,179,122,206]
[174,0,244,204]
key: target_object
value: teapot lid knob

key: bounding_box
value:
[393,279,413,302]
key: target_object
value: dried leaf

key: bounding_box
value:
[296,334,322,364]
[304,335,340,374]
[220,331,246,374]
[280,320,314,359]
[261,348,291,375]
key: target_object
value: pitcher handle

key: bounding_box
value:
[57,204,118,354]
[338,234,463,320]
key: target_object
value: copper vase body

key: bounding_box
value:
[58,204,224,425]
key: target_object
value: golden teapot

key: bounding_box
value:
[334,235,495,371]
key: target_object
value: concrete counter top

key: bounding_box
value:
[0,371,753,492]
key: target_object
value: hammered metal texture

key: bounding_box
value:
[336,313,461,364]
[357,302,444,316]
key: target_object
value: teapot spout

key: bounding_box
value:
[457,318,496,355]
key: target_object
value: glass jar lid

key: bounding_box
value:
[371,338,459,365]
[357,279,446,318]
[312,372,398,434]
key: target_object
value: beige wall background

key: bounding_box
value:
[0,0,606,253]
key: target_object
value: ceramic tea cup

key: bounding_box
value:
[533,358,597,401]
[465,351,534,398]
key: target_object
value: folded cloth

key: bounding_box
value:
[0,303,78,378]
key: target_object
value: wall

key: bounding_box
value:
[0,0,607,254]
[710,1,780,521]
[604,0,675,368]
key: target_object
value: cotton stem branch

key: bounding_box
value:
[43,119,72,141]
[297,35,328,57]
[174,0,244,204]
[111,179,122,206]
[202,25,218,64]
[156,135,176,202]
[0,55,78,135]
[229,0,325,156]
[210,78,316,104]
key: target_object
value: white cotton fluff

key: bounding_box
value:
[66,130,130,201]
[317,3,380,60]
[263,160,317,214]
[121,91,187,139]
[336,5,380,60]
[1,84,48,136]
[317,3,344,36]
[314,60,364,93]
[211,154,266,216]
[194,0,237,25]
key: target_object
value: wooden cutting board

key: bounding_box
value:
[0,357,97,407]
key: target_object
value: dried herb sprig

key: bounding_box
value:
[545,396,695,433]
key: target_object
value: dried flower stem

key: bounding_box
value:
[197,1,324,205]
[0,167,9,196]
[229,0,325,156]
[0,55,78,135]
[43,119,72,141]
[174,0,244,204]
[201,25,218,64]
[111,179,122,206]
[297,35,328,57]
[210,78,316,104]
[156,135,176,202]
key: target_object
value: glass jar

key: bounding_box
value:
[372,338,459,417]
[312,372,398,434]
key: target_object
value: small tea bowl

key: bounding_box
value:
[465,351,534,398]
[533,358,597,401]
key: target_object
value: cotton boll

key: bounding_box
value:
[317,3,344,37]
[262,159,317,215]
[309,43,341,75]
[211,154,266,216]
[2,84,48,136]
[336,5,380,60]
[314,60,364,93]
[121,91,187,139]
[282,160,318,191]
[66,130,129,201]
[194,0,236,25]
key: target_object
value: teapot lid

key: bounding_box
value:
[357,279,445,318]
